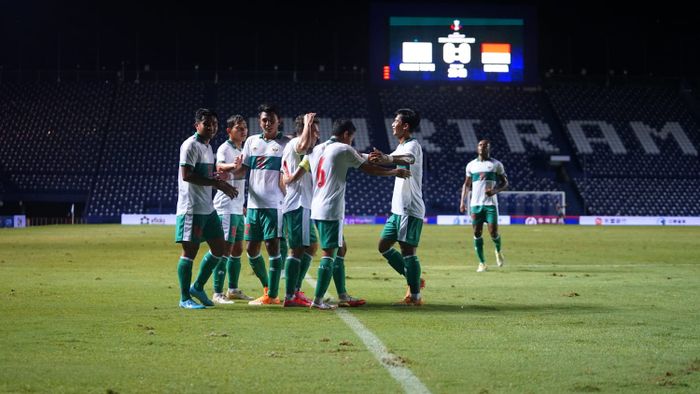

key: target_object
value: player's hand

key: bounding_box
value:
[395,168,410,178]
[233,155,243,170]
[485,188,495,197]
[368,148,382,163]
[304,112,316,125]
[369,147,390,164]
[217,181,238,199]
[213,171,229,181]
[459,201,466,213]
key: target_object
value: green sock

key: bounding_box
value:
[227,255,241,289]
[474,237,485,263]
[382,248,406,276]
[177,257,193,302]
[212,256,227,293]
[284,256,301,298]
[404,255,422,294]
[267,255,283,298]
[332,256,347,295]
[297,253,312,290]
[193,251,221,291]
[248,254,268,288]
[314,257,334,299]
[492,235,502,252]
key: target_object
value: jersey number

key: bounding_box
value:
[316,157,326,187]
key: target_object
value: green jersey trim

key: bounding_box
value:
[471,172,497,182]
[194,162,214,178]
[247,155,283,171]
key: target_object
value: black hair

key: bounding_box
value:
[332,119,356,137]
[195,108,218,122]
[258,103,279,119]
[394,108,420,132]
[226,114,245,128]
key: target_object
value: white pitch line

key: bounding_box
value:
[304,275,431,394]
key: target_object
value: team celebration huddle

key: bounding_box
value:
[174,104,507,310]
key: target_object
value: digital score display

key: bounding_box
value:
[370,4,537,84]
[388,17,523,82]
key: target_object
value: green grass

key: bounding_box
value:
[1,224,699,393]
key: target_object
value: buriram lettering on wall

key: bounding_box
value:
[248,116,698,155]
[382,118,699,155]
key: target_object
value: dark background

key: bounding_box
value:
[1,0,699,81]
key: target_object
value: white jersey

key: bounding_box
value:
[465,157,506,207]
[177,133,216,215]
[308,137,366,221]
[213,140,246,215]
[241,132,291,209]
[390,138,425,218]
[281,137,313,213]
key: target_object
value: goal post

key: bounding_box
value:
[470,191,566,217]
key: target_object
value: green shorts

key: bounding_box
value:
[219,213,244,243]
[284,207,317,249]
[315,219,343,249]
[380,213,423,247]
[175,211,224,243]
[245,208,283,242]
[470,205,499,225]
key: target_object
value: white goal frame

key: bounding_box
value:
[468,191,566,217]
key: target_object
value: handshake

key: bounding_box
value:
[368,147,392,164]
[367,147,410,179]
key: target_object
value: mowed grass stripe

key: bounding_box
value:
[304,275,431,394]
[1,224,699,392]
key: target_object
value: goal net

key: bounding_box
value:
[483,191,566,217]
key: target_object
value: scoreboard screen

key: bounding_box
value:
[370,4,537,84]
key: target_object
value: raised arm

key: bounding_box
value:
[296,112,317,153]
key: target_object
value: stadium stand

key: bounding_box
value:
[1,80,698,221]
[547,82,700,214]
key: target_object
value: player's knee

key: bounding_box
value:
[246,243,259,256]
[377,239,392,254]
[306,243,318,256]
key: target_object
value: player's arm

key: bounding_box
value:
[216,157,238,172]
[282,157,310,185]
[460,175,472,213]
[223,155,247,179]
[368,147,415,166]
[181,166,238,199]
[486,174,509,197]
[278,171,287,195]
[359,162,410,178]
[296,113,316,153]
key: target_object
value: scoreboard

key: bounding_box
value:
[370,4,537,84]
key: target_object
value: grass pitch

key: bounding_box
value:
[1,224,699,393]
